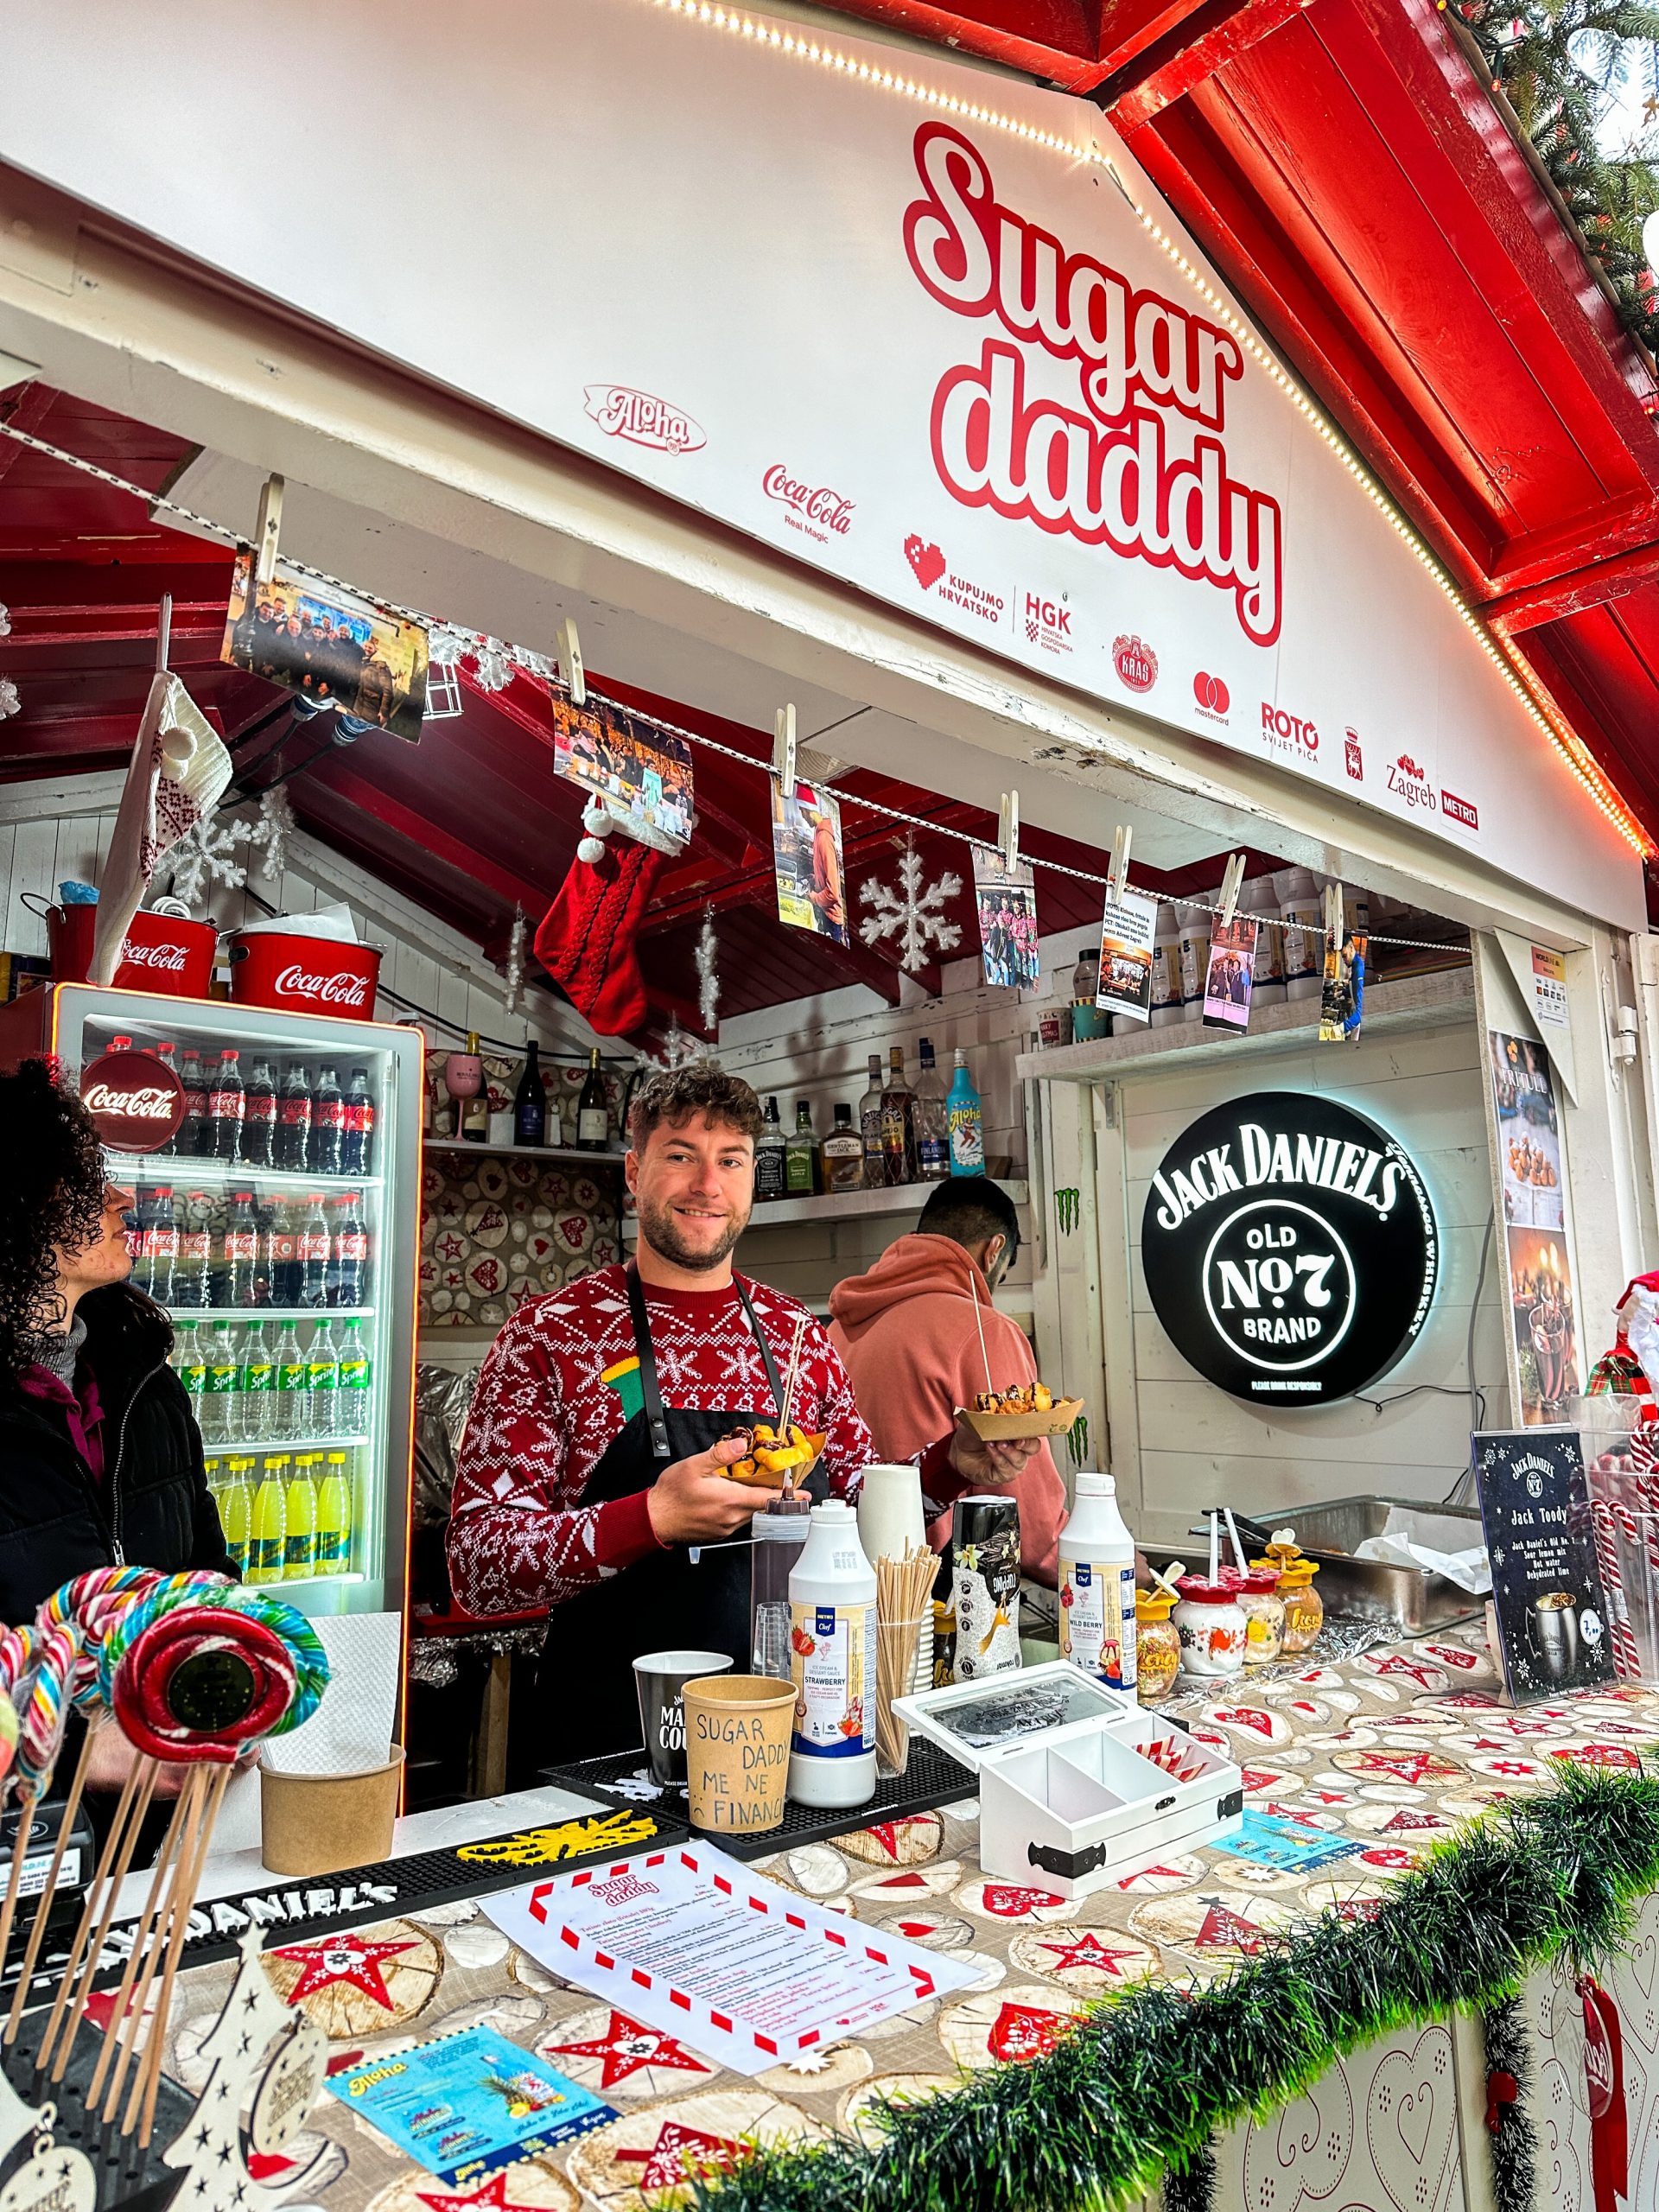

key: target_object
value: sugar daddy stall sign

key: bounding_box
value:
[1142,1093,1436,1404]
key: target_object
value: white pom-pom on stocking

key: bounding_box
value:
[577,836,608,863]
[578,800,616,863]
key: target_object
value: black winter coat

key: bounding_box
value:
[0,1283,233,1624]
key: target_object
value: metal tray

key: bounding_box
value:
[1192,1495,1485,1637]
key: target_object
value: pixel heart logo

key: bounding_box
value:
[905,535,947,590]
[1242,2067,1354,2209]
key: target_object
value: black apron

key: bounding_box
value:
[531,1267,824,1768]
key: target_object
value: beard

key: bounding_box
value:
[634,1192,747,1274]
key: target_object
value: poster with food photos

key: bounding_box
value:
[1473,1429,1613,1701]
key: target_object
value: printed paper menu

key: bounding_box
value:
[485,1843,976,2076]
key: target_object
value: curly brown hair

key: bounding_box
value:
[627,1063,764,1149]
[0,1058,110,1387]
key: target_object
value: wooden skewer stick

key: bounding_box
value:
[5,1727,96,2042]
[87,1770,188,2109]
[131,1761,232,2146]
[36,1751,150,2080]
[776,1310,808,1501]
[100,1766,207,2126]
[0,1786,41,1992]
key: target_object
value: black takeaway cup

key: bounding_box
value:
[632,1650,734,1784]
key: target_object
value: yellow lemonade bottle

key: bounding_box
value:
[249,1455,288,1585]
[284,1454,319,1580]
[317,1450,354,1575]
[221,1457,252,1577]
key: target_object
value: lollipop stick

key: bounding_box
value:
[88,1768,185,2109]
[37,1751,149,2079]
[1209,1513,1220,1585]
[0,1787,41,1986]
[101,1765,206,2125]
[6,1726,95,2042]
[132,1761,231,2146]
[1224,1507,1248,1573]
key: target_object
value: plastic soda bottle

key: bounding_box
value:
[248,1456,288,1584]
[336,1319,371,1431]
[200,1321,239,1449]
[317,1451,354,1575]
[175,1322,207,1427]
[273,1319,305,1441]
[299,1197,330,1306]
[284,1456,319,1580]
[238,1319,275,1446]
[306,1320,340,1439]
[220,1457,253,1577]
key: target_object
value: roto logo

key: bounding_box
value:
[275,964,371,1009]
[763,465,854,537]
[1193,671,1230,721]
[1385,753,1437,812]
[582,385,706,454]
[903,123,1283,645]
[119,940,188,972]
[1113,635,1158,693]
[1260,702,1319,754]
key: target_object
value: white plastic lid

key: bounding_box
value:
[1073,1472,1116,1496]
[811,1498,856,1526]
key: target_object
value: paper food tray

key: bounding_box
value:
[956,1397,1084,1441]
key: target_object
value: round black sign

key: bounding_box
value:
[1141,1091,1437,1404]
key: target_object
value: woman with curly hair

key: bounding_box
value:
[0,1058,233,1626]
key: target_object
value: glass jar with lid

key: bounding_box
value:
[1134,1589,1182,1704]
[1255,1536,1322,1653]
[1172,1576,1246,1679]
[1234,1567,1286,1664]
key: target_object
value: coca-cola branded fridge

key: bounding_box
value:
[0,982,420,1630]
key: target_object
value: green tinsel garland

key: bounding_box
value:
[1483,1995,1537,2212]
[687,1764,1659,2212]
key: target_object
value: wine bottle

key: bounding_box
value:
[575,1048,609,1150]
[514,1039,548,1147]
[461,1032,491,1144]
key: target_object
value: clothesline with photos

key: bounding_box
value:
[0,415,1465,961]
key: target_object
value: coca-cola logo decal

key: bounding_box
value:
[274,964,371,1008]
[118,939,191,972]
[582,385,705,454]
[80,1049,186,1153]
[763,463,854,538]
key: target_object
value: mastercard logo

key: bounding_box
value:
[1193,671,1230,715]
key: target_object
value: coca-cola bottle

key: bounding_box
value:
[210,1050,245,1162]
[173,1193,210,1308]
[147,1187,178,1307]
[299,1196,331,1306]
[179,1050,210,1159]
[332,1193,368,1306]
[276,1065,312,1172]
[309,1066,344,1178]
[341,1069,375,1177]
[223,1191,258,1307]
[266,1198,301,1306]
[153,1041,179,1154]
[243,1058,277,1169]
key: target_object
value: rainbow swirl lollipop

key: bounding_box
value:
[13,1624,81,1797]
[39,1567,164,1713]
[112,1609,297,1765]
[96,1572,232,1707]
[216,1589,329,1734]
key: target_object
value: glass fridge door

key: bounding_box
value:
[55,983,418,1622]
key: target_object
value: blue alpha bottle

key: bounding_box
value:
[946,1048,985,1177]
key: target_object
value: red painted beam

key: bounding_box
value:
[301,760,553,915]
[1101,0,1312,130]
[1486,538,1659,635]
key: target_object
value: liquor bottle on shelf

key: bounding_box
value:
[273,1320,305,1441]
[276,1064,312,1171]
[242,1058,277,1169]
[210,1050,245,1162]
[299,1196,331,1306]
[342,1067,376,1176]
[317,1450,354,1574]
[173,1193,210,1309]
[575,1047,608,1150]
[948,1048,986,1176]
[857,1053,884,1190]
[179,1049,210,1159]
[223,1191,258,1307]
[220,1455,253,1577]
[310,1065,345,1176]
[513,1040,547,1147]
[248,1457,287,1585]
[785,1100,819,1197]
[332,1194,368,1306]
[146,1187,178,1307]
[880,1046,917,1186]
[823,1103,863,1194]
[754,1096,787,1202]
[306,1319,340,1438]
[284,1455,319,1580]
[238,1319,275,1445]
[913,1039,950,1181]
[336,1317,371,1427]
[175,1322,207,1427]
[200,1319,239,1449]
[154,1042,179,1153]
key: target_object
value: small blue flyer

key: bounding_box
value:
[1211,1809,1363,1873]
[327,2024,615,2184]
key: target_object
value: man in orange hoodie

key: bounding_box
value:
[828,1180,1065,1584]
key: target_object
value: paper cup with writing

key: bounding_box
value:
[633,1649,734,1784]
[683,1673,795,1834]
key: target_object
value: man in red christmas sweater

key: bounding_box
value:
[448,1062,1037,1765]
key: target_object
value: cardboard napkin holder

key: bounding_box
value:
[893,1660,1243,1899]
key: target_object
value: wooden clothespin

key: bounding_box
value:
[556,617,586,707]
[1323,880,1345,944]
[1217,853,1246,928]
[1107,823,1133,905]
[999,790,1020,874]
[773,704,798,801]
[155,595,173,675]
[252,474,284,588]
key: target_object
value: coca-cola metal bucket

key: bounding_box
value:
[32,897,218,998]
[228,929,383,1020]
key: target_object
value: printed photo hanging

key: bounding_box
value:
[550,693,695,855]
[1096,890,1158,1025]
[975,850,1040,989]
[221,550,428,741]
[1202,914,1257,1032]
[772,778,849,946]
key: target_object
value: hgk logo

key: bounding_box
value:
[275,964,370,1007]
[1193,671,1230,721]
[763,465,854,537]
[119,941,188,972]
[83,1084,173,1119]
[1260,702,1319,754]
[1344,729,1363,782]
[582,385,706,454]
[1113,635,1158,693]
[1023,592,1072,654]
[1385,753,1436,811]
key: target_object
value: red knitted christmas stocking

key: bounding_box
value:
[534,838,662,1037]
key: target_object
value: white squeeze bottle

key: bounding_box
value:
[1058,1473,1138,1692]
[787,1499,877,1809]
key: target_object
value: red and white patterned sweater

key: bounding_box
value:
[447,1265,960,1618]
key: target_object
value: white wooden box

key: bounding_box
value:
[893,1660,1243,1900]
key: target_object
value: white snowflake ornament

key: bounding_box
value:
[859,835,963,974]
[0,602,11,638]
[168,810,246,908]
[505,906,526,1014]
[426,623,469,668]
[245,785,296,880]
[0,677,18,721]
[696,909,720,1035]
[471,637,514,692]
